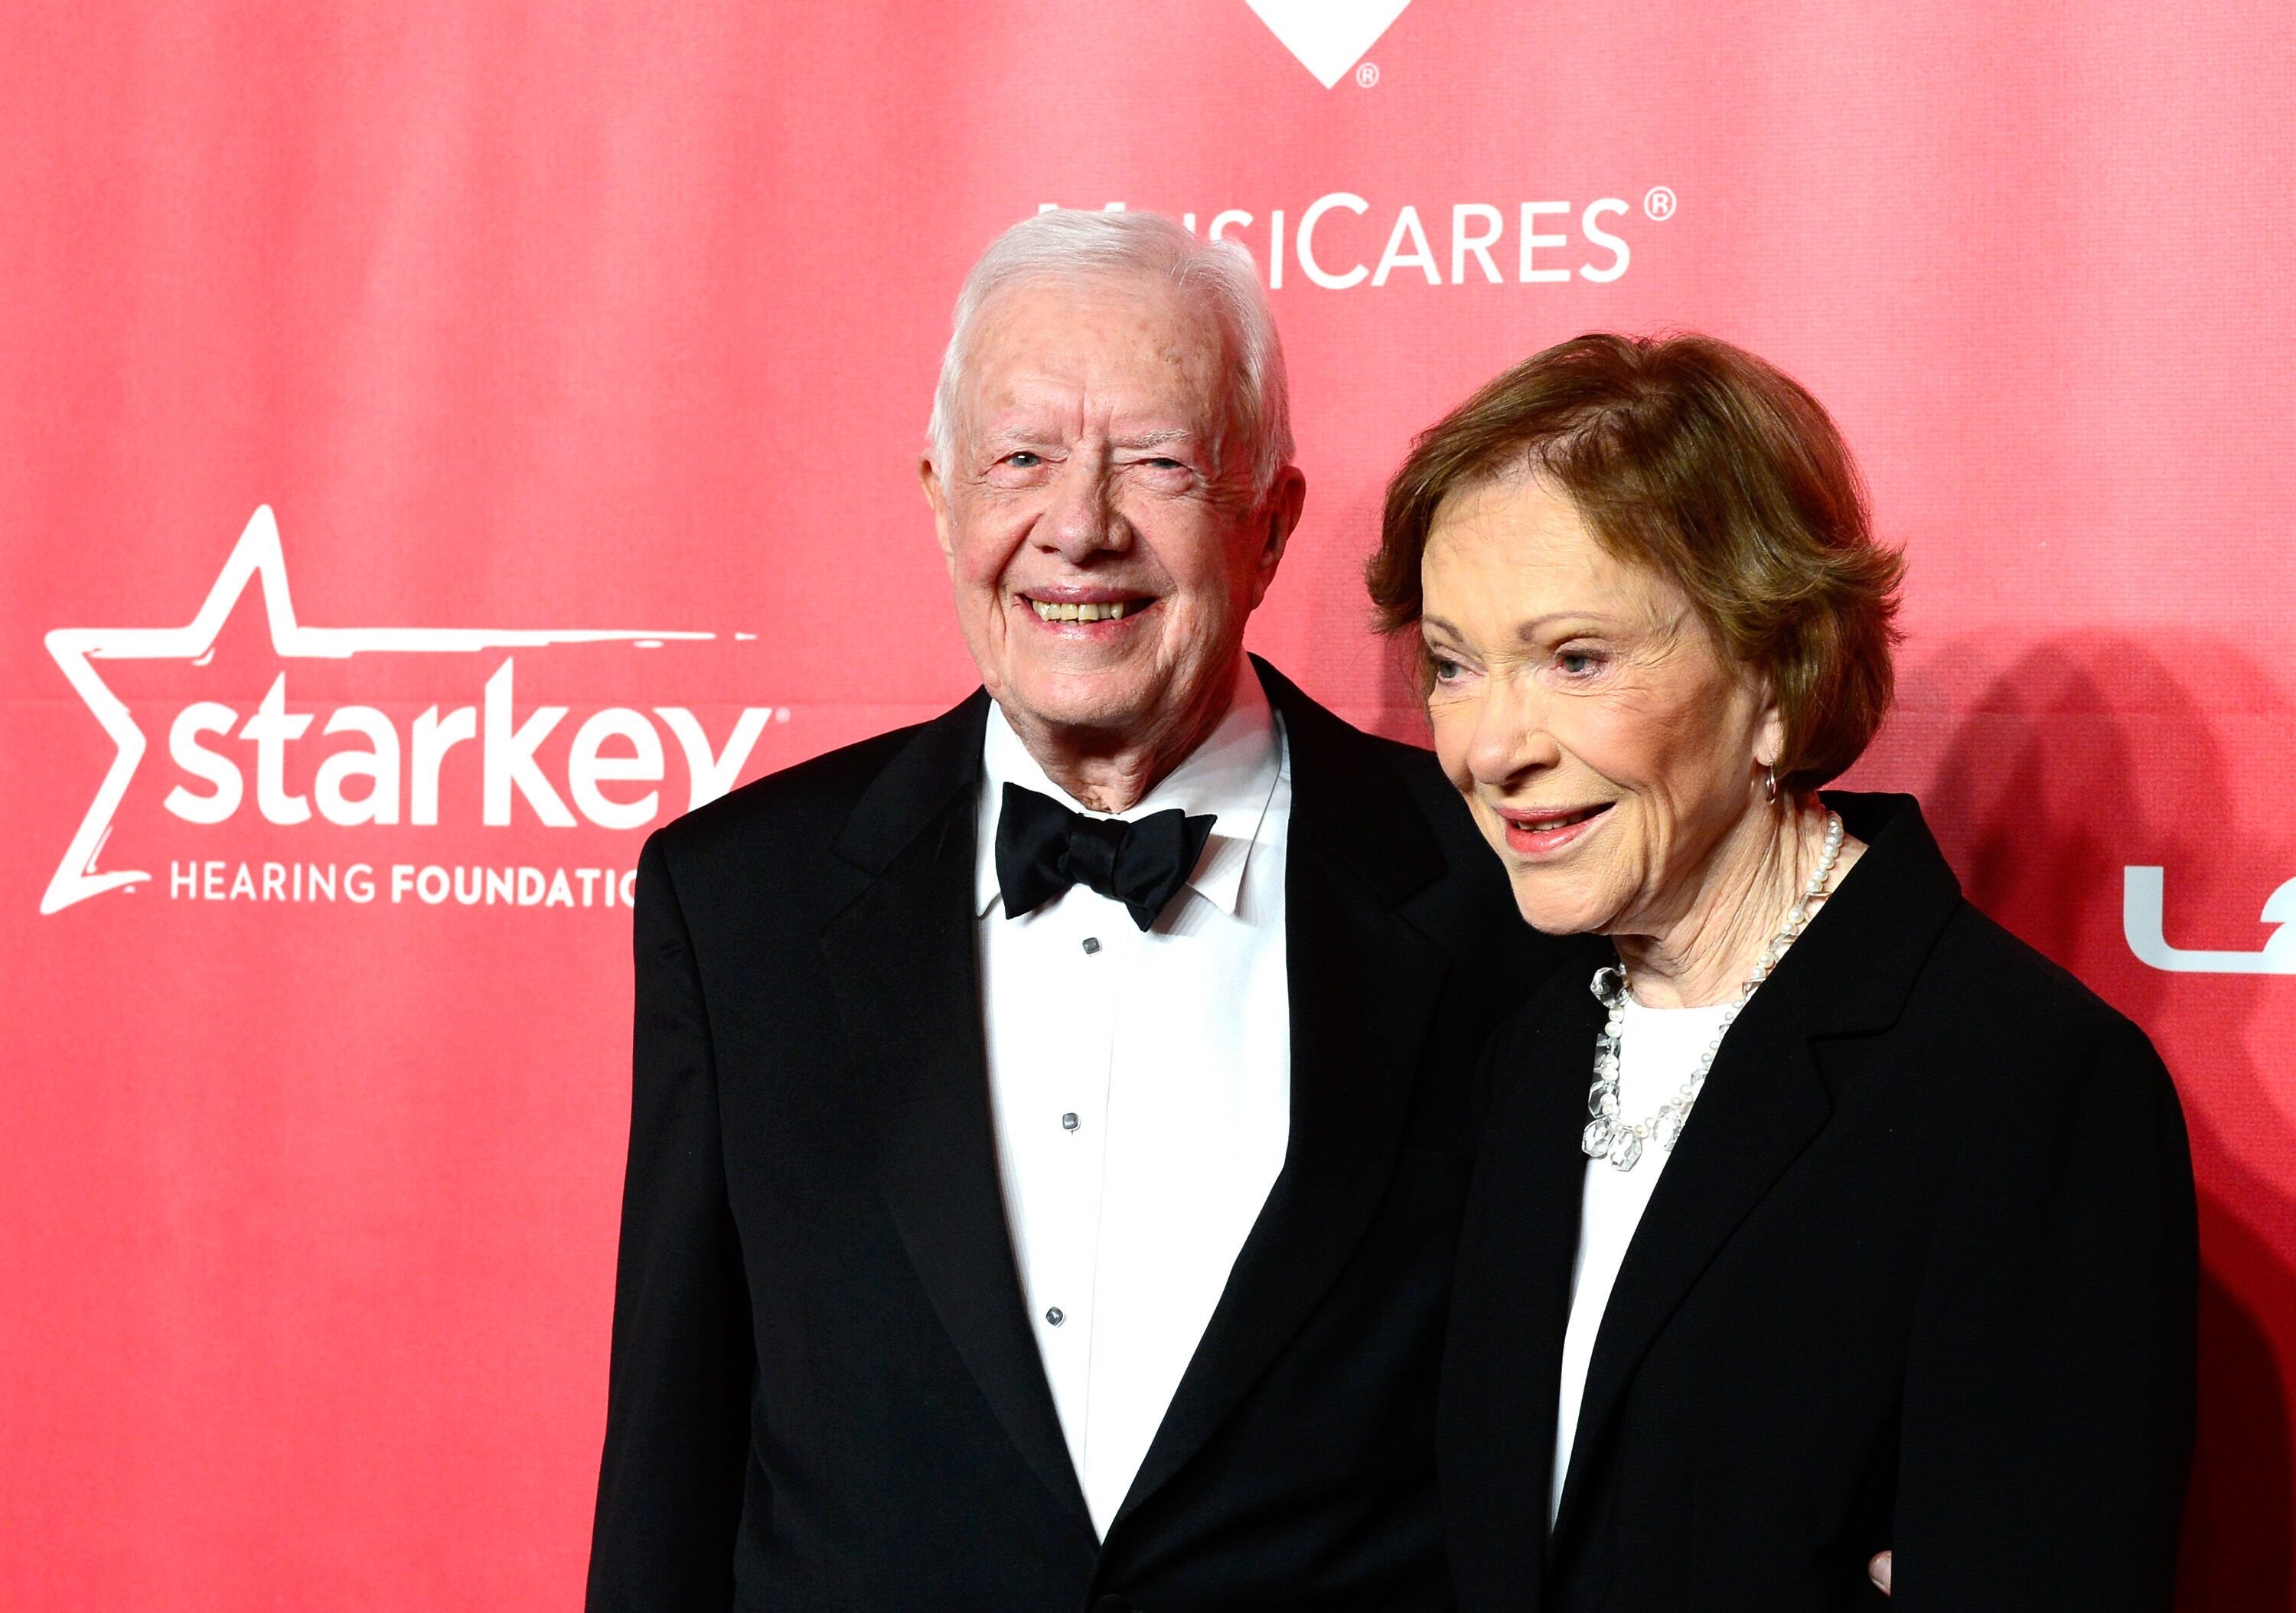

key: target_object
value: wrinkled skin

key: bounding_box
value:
[1417,472,1860,1007]
[922,273,1304,811]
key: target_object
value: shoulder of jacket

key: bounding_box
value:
[1355,726,1444,789]
[647,721,925,870]
[1897,903,2176,1113]
[1928,904,2136,1035]
[1343,727,1486,852]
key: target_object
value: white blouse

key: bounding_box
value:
[1550,995,1737,1524]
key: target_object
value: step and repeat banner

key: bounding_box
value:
[4,1,2291,1605]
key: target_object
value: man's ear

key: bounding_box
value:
[921,457,957,575]
[1247,465,1307,606]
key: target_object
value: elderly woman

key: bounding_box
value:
[1369,335,2197,1611]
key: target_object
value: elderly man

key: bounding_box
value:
[585,211,1562,1611]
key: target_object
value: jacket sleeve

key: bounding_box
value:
[585,834,755,1611]
[1890,1013,2197,1610]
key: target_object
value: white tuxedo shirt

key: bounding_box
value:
[973,666,1292,1538]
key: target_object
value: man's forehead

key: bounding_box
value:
[966,276,1233,402]
[976,266,1221,334]
[973,375,1212,442]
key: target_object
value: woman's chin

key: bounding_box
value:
[1506,880,1612,938]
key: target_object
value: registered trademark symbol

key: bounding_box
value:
[1355,61,1380,88]
[1643,186,1677,222]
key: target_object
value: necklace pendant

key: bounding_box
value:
[1580,815,1840,1181]
[1654,1104,1687,1151]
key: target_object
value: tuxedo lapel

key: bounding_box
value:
[1112,662,1453,1531]
[817,692,1096,1544]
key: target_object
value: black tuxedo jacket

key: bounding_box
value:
[1440,792,2197,1613]
[585,658,1565,1611]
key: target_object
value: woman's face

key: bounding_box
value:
[1419,473,1783,939]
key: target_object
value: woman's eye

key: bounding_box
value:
[1557,649,1603,677]
[1428,655,1462,682]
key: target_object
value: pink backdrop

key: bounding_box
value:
[5,2,2292,1605]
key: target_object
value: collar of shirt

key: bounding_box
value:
[974,664,1288,921]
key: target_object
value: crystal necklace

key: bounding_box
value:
[1580,809,1844,1172]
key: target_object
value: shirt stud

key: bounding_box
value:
[1081,936,1101,955]
[1061,1112,1079,1131]
[1045,1307,1065,1327]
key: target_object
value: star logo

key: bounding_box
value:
[41,505,712,914]
[1245,0,1414,87]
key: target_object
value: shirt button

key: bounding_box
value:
[1045,1307,1065,1327]
[1061,1112,1079,1131]
[1081,936,1101,955]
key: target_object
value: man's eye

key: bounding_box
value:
[1005,452,1042,469]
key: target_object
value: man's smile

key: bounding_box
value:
[1014,588,1162,631]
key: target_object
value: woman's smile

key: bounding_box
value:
[1495,801,1613,859]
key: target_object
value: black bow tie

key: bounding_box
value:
[994,782,1217,932]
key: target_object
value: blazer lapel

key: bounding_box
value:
[1549,970,1833,1543]
[1442,965,1607,1607]
[1549,791,1964,1548]
[817,691,1097,1543]
[1112,662,1453,1531]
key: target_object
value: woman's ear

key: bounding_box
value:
[1751,684,1787,775]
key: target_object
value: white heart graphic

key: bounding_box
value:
[1245,0,1416,88]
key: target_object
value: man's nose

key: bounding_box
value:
[1039,455,1128,561]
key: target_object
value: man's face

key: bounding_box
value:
[923,273,1302,756]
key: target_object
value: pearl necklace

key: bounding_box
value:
[1580,809,1844,1173]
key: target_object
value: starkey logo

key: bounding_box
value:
[40,507,780,916]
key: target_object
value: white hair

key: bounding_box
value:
[925,209,1295,501]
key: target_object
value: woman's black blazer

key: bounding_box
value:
[1440,791,2197,1612]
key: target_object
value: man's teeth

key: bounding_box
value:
[1030,599,1135,622]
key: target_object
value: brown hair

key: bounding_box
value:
[1367,332,1904,791]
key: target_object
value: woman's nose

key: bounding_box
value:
[1467,674,1557,785]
